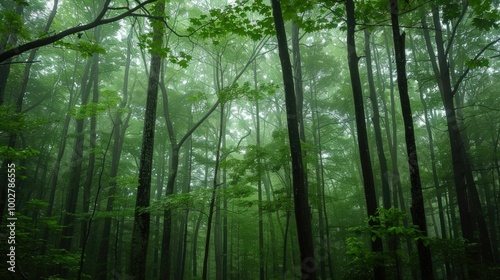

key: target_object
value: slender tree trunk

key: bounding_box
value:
[129,2,164,279]
[58,55,95,258]
[364,30,391,209]
[160,87,220,280]
[270,1,316,279]
[388,1,434,278]
[81,29,100,249]
[95,24,133,279]
[429,4,493,265]
[345,1,385,278]
[311,79,335,279]
[202,102,225,280]
[407,32,453,277]
[0,3,22,106]
[253,61,265,280]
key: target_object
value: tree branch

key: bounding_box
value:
[0,0,156,63]
[452,37,500,96]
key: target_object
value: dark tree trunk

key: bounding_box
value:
[128,2,164,279]
[388,1,434,278]
[345,1,385,278]
[270,0,316,279]
[429,4,493,266]
[81,28,100,249]
[202,102,225,280]
[364,30,391,209]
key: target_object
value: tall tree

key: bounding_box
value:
[364,30,391,209]
[345,1,385,278]
[58,49,98,262]
[427,3,495,266]
[388,0,433,278]
[128,1,165,279]
[270,0,316,279]
[95,24,134,280]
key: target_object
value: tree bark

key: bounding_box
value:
[345,1,385,278]
[388,1,434,278]
[270,0,316,279]
[364,30,391,209]
[429,4,493,266]
[128,2,164,279]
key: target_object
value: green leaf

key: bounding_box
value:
[466,58,489,69]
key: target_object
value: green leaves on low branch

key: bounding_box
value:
[283,0,342,32]
[53,39,106,58]
[187,0,274,42]
[466,57,490,69]
[0,10,30,46]
[0,105,46,134]
[137,34,192,68]
[351,208,428,244]
[0,146,39,160]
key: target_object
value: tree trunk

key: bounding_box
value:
[58,55,95,258]
[270,0,316,278]
[364,30,391,209]
[95,24,133,279]
[128,2,164,279]
[388,1,434,278]
[81,27,101,249]
[345,1,385,278]
[429,4,493,265]
[202,102,225,280]
[254,61,265,280]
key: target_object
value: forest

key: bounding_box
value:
[0,0,499,279]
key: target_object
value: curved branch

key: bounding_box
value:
[452,37,500,96]
[0,0,156,63]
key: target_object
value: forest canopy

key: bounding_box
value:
[0,0,499,279]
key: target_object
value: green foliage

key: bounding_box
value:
[465,57,490,69]
[218,82,277,103]
[0,106,24,133]
[70,90,121,119]
[0,9,30,45]
[222,184,255,200]
[345,208,429,278]
[0,212,79,279]
[137,33,192,67]
[367,208,427,244]
[344,237,379,279]
[0,146,39,160]
[13,0,29,6]
[442,2,462,22]
[187,0,274,42]
[469,0,499,30]
[53,39,106,57]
